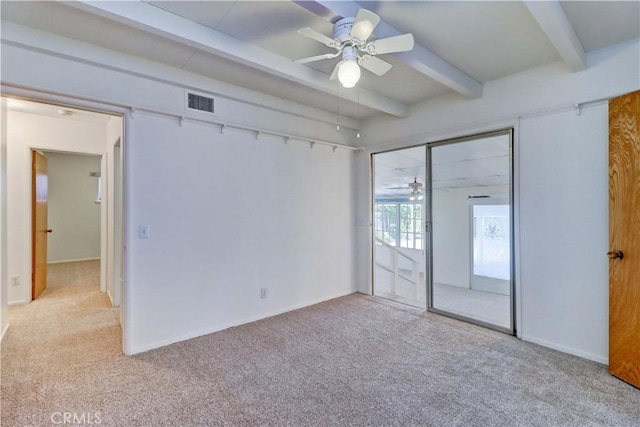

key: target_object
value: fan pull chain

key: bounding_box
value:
[356,83,361,138]
[336,82,340,131]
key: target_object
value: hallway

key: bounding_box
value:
[1,260,120,426]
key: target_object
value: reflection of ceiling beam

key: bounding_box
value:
[524,0,586,72]
[293,0,483,98]
[67,1,410,117]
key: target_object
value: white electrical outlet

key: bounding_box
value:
[11,275,20,287]
[260,288,268,299]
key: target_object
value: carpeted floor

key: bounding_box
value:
[1,261,639,426]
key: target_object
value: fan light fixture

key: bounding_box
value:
[338,60,360,88]
[294,9,415,88]
[338,46,361,88]
[409,188,423,201]
[408,178,424,201]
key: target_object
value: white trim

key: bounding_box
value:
[4,90,128,355]
[0,323,8,341]
[521,334,608,365]
[133,108,359,152]
[47,257,100,264]
[8,301,27,306]
[127,290,356,355]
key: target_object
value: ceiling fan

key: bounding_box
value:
[387,178,424,200]
[294,9,415,88]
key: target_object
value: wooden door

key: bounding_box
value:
[32,150,49,299]
[609,89,640,388]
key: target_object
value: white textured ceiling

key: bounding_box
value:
[1,1,638,121]
[374,135,510,194]
[6,98,112,124]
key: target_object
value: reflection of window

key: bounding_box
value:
[374,202,423,249]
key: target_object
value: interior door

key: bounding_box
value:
[609,89,640,388]
[32,150,49,299]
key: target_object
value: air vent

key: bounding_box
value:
[187,92,214,114]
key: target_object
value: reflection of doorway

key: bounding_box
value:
[429,130,514,333]
[471,201,510,295]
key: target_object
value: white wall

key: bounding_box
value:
[357,40,639,363]
[0,99,8,339]
[126,113,355,353]
[2,27,357,354]
[45,152,102,263]
[519,103,609,363]
[7,111,107,304]
[105,116,123,306]
[433,185,508,289]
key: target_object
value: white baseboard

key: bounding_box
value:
[127,290,356,355]
[106,290,114,306]
[8,300,28,306]
[0,323,8,341]
[48,257,100,264]
[521,334,608,365]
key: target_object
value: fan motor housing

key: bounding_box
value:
[333,17,355,43]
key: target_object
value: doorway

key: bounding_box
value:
[372,129,515,333]
[32,150,103,299]
[4,96,125,351]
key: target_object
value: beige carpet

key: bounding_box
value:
[1,262,639,426]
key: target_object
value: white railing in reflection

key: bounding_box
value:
[375,237,420,301]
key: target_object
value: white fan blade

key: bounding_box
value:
[329,60,343,80]
[294,52,341,64]
[350,9,380,42]
[298,27,337,48]
[368,33,414,55]
[359,55,392,76]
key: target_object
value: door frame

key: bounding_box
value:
[426,128,516,335]
[28,147,107,299]
[369,127,517,335]
[4,88,129,354]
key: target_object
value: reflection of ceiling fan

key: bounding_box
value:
[388,178,424,200]
[294,9,415,88]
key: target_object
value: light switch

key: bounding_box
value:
[139,225,150,238]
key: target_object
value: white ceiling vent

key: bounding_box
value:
[186,91,214,114]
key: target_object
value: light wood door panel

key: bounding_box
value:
[32,150,48,299]
[609,89,640,388]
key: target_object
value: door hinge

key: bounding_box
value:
[425,221,432,232]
